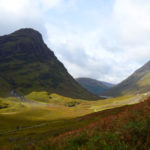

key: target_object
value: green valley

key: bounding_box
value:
[0,92,149,149]
[0,91,148,149]
[0,28,150,150]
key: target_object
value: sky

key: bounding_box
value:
[0,0,150,84]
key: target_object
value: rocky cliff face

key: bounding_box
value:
[0,28,98,100]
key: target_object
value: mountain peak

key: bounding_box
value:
[12,28,41,36]
[0,29,98,100]
[0,28,54,62]
[11,28,43,42]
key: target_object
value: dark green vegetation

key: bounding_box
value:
[1,28,150,150]
[65,101,80,107]
[76,77,114,96]
[1,96,150,150]
[106,61,150,96]
[0,93,143,150]
[0,102,8,109]
[0,28,98,100]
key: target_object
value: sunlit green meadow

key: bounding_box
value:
[0,91,148,148]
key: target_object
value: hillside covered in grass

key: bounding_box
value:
[24,97,150,150]
[0,28,150,150]
[0,94,149,150]
[105,61,150,97]
[76,77,114,96]
[0,28,98,100]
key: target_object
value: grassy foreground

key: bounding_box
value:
[39,97,150,150]
[0,92,147,149]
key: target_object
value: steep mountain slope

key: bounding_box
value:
[0,28,98,100]
[105,61,150,97]
[76,77,114,96]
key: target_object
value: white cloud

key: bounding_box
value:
[45,0,150,83]
[0,0,45,36]
[46,23,125,83]
[1,0,150,84]
[113,0,150,63]
[40,0,62,10]
[44,0,77,10]
[114,0,150,45]
[0,0,73,35]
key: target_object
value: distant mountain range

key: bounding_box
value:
[77,59,150,97]
[1,28,150,100]
[76,78,115,96]
[101,81,114,88]
[105,61,150,97]
[0,28,98,100]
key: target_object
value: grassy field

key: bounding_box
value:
[0,92,148,149]
[36,97,150,150]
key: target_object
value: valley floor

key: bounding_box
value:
[0,92,149,149]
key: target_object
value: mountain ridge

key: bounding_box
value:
[105,60,150,97]
[76,77,114,96]
[0,28,98,100]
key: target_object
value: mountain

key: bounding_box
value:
[105,61,150,97]
[101,81,114,88]
[0,28,98,100]
[76,77,114,96]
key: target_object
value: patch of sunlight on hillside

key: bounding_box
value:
[0,92,145,123]
[25,91,86,104]
[90,95,138,112]
[25,91,50,102]
[138,72,150,87]
[0,97,30,114]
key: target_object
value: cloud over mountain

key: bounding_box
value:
[1,0,150,83]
